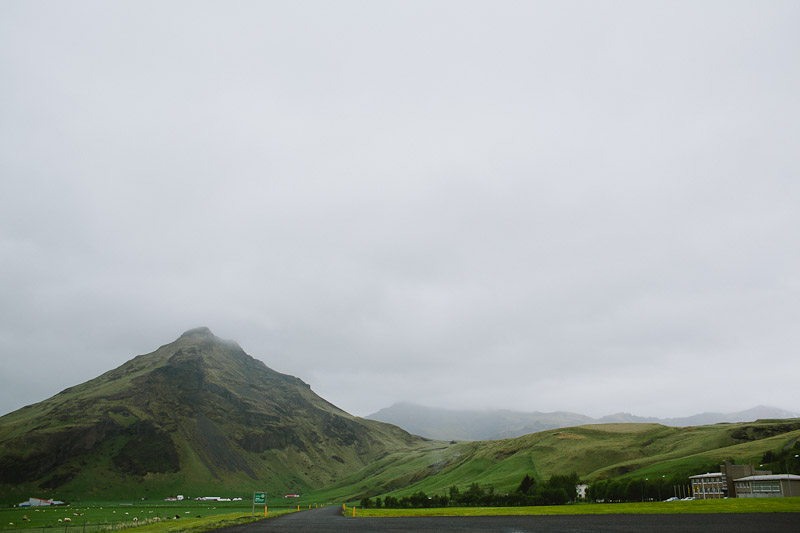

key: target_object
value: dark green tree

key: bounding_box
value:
[464,482,484,506]
[448,485,460,501]
[517,474,536,494]
[545,473,579,502]
[383,496,399,508]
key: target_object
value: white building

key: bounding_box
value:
[18,498,64,507]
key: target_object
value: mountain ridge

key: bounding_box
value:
[366,402,800,441]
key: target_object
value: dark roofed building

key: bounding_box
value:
[734,474,800,498]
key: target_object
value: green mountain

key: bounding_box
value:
[0,328,431,502]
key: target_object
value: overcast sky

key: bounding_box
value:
[1,1,799,420]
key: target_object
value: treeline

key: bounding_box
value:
[587,474,691,503]
[360,473,580,509]
[760,441,800,475]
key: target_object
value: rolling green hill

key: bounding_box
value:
[0,328,431,502]
[307,420,800,502]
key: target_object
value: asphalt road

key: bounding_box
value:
[221,506,800,532]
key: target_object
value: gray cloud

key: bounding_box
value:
[2,1,799,419]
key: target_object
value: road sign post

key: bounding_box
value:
[253,491,266,517]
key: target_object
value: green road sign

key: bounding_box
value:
[254,492,266,504]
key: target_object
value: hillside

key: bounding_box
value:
[367,403,800,440]
[310,419,800,502]
[0,328,431,502]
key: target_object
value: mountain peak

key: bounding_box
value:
[180,326,215,339]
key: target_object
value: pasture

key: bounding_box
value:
[0,500,298,531]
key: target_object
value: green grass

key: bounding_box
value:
[0,502,298,531]
[357,497,800,517]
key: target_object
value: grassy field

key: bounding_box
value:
[0,501,299,531]
[356,497,800,517]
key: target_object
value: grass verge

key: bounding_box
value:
[357,498,800,517]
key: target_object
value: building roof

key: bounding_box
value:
[734,474,800,482]
[689,472,722,479]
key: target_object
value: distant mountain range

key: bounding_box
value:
[366,403,800,441]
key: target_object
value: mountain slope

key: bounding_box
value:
[310,419,800,502]
[367,403,800,440]
[0,328,429,501]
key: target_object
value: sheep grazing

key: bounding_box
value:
[64,518,71,522]
[132,517,138,522]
